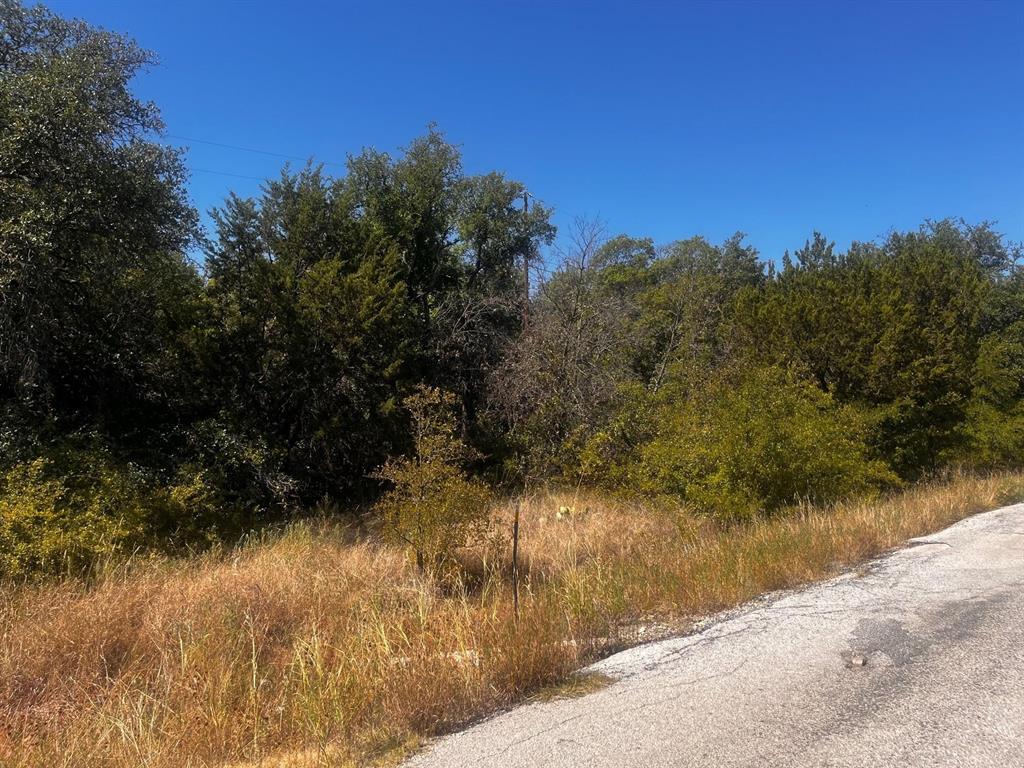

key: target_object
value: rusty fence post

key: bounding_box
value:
[512,499,521,621]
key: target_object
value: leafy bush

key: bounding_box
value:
[374,387,492,571]
[956,324,1024,467]
[577,382,657,488]
[175,419,296,534]
[636,367,897,522]
[0,439,246,578]
[0,455,149,579]
[146,463,236,545]
[961,402,1024,469]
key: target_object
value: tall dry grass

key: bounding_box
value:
[1,471,1021,767]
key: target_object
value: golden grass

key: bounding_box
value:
[1,470,1021,767]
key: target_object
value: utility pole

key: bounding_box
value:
[522,191,531,327]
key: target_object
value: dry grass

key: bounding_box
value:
[1,470,1022,767]
[528,672,616,702]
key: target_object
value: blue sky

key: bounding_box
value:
[52,0,1024,263]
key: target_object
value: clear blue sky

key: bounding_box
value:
[52,0,1024,263]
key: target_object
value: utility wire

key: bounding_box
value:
[166,133,346,167]
[190,167,269,182]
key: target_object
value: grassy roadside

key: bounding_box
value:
[1,471,1022,767]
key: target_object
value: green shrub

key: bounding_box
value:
[147,463,236,545]
[374,387,492,571]
[0,456,149,579]
[0,441,272,579]
[960,402,1024,469]
[577,382,656,488]
[955,326,1024,468]
[637,366,897,522]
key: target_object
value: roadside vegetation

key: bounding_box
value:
[2,471,1022,767]
[1,2,1023,765]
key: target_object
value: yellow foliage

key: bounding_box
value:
[0,458,146,578]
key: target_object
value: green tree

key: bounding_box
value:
[493,227,765,477]
[0,0,201,449]
[866,231,985,473]
[730,221,1002,477]
[960,326,1024,467]
[638,366,896,522]
[374,387,491,571]
[202,133,554,503]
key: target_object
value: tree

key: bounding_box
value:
[490,219,634,473]
[785,231,836,272]
[960,324,1024,467]
[201,132,555,503]
[0,0,200,448]
[374,387,491,571]
[638,366,896,522]
[491,225,767,477]
[730,221,1002,477]
[433,170,555,433]
[865,231,985,473]
[637,234,763,389]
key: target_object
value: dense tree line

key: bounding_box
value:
[499,220,1021,520]
[1,1,1021,573]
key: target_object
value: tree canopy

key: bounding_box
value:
[1,0,1021,575]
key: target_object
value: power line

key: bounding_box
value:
[190,167,268,182]
[166,133,346,167]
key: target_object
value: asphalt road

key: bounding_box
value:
[409,502,1024,768]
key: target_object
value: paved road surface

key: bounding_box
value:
[409,502,1024,768]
